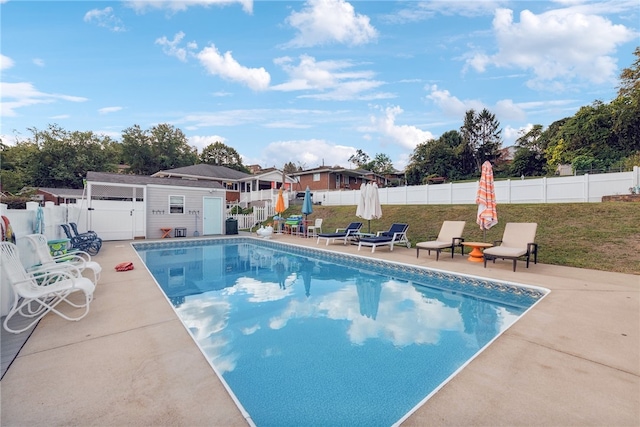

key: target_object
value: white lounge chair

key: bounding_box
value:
[1,241,95,334]
[415,221,466,260]
[25,233,102,284]
[483,222,538,271]
[306,218,323,238]
[357,223,410,253]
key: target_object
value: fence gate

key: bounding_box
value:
[87,183,146,241]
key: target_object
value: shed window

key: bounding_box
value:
[169,195,185,214]
[313,173,320,181]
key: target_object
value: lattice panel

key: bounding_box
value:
[90,184,144,201]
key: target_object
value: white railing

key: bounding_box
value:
[228,205,276,230]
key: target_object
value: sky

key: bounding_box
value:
[1,0,638,172]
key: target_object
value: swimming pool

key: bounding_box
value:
[133,237,548,426]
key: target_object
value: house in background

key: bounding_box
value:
[36,188,86,205]
[151,164,295,206]
[85,171,227,240]
[289,166,390,193]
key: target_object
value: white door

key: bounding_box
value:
[203,197,223,235]
[88,185,145,240]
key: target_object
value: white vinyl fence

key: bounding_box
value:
[313,167,640,206]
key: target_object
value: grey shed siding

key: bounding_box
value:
[147,185,225,238]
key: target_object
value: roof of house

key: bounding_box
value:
[37,188,86,198]
[290,166,383,180]
[152,164,251,181]
[86,171,224,189]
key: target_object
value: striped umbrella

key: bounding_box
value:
[476,161,498,241]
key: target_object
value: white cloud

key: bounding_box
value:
[367,106,434,150]
[254,139,357,169]
[502,123,536,147]
[84,7,126,32]
[98,106,123,115]
[155,32,198,62]
[466,7,637,90]
[1,54,15,70]
[0,82,88,117]
[197,44,270,91]
[284,0,377,47]
[188,134,227,151]
[381,0,502,24]
[426,85,485,117]
[32,58,45,67]
[272,54,392,101]
[494,99,526,121]
[125,0,253,14]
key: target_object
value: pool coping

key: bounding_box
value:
[1,233,638,426]
[132,236,551,426]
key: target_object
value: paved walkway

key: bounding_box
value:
[1,234,638,426]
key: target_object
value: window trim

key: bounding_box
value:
[169,195,185,214]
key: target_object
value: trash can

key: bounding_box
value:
[225,218,238,235]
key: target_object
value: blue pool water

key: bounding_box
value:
[133,238,547,426]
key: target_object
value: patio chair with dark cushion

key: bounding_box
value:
[482,222,538,272]
[357,223,410,253]
[415,221,466,260]
[316,222,363,246]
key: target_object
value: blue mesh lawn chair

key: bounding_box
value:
[357,223,410,253]
[316,222,362,246]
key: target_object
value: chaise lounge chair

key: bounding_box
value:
[415,221,466,260]
[1,241,95,334]
[482,222,538,272]
[357,223,410,253]
[25,233,102,284]
[316,222,363,246]
[61,223,102,255]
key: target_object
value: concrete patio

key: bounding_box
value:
[1,233,638,426]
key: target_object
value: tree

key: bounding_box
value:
[200,141,249,173]
[0,141,39,193]
[26,124,118,188]
[121,124,198,175]
[511,125,546,177]
[283,162,300,174]
[363,153,394,175]
[612,46,640,157]
[348,149,370,168]
[617,46,640,99]
[460,109,503,174]
[404,134,459,184]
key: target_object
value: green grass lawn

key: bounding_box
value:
[270,202,640,275]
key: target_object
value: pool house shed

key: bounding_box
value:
[85,171,227,240]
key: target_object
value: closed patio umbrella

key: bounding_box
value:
[476,161,498,241]
[274,187,286,233]
[356,182,382,233]
[301,186,313,237]
[301,186,313,220]
[275,187,286,215]
[356,182,367,218]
